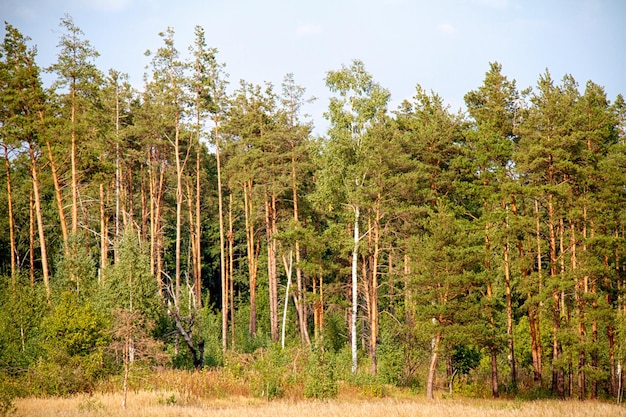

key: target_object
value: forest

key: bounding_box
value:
[1,15,626,408]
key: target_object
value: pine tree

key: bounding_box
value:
[48,14,102,239]
[464,62,519,396]
[0,23,50,300]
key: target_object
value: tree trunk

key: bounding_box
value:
[156,162,165,295]
[29,142,50,302]
[228,194,236,347]
[484,220,499,398]
[214,118,228,351]
[427,330,442,399]
[531,198,543,386]
[29,191,35,286]
[100,183,108,278]
[3,145,17,287]
[266,190,279,342]
[504,234,517,389]
[547,193,564,398]
[281,251,293,349]
[45,141,68,246]
[70,89,79,234]
[186,181,199,306]
[243,180,258,337]
[174,110,182,308]
[291,147,310,346]
[351,205,360,374]
[369,201,381,375]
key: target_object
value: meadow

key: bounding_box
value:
[13,392,626,417]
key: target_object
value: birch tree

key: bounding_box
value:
[320,60,390,373]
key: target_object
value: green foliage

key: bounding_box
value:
[199,308,224,367]
[251,345,290,400]
[303,347,338,399]
[53,233,98,300]
[0,277,47,372]
[0,373,16,416]
[98,230,164,323]
[451,345,482,376]
[376,317,405,385]
[34,292,109,395]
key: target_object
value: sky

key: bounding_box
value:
[1,0,625,134]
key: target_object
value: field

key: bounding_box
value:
[13,392,626,417]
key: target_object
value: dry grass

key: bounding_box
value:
[13,392,626,417]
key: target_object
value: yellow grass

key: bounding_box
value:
[13,392,626,417]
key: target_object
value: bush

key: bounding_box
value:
[303,348,338,399]
[251,345,290,400]
[0,374,16,416]
[30,292,109,395]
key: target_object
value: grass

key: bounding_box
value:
[13,390,626,417]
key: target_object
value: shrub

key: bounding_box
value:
[0,374,16,416]
[303,348,338,399]
[251,345,289,400]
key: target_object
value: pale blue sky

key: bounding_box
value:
[2,0,625,134]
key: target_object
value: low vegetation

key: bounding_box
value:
[13,390,626,417]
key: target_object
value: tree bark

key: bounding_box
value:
[45,141,68,246]
[174,109,182,308]
[70,87,78,234]
[531,198,543,386]
[214,118,228,351]
[504,232,517,389]
[100,183,108,278]
[547,193,564,398]
[427,330,442,399]
[290,144,310,346]
[29,142,50,302]
[351,205,360,374]
[29,191,35,286]
[266,189,279,342]
[243,180,258,337]
[3,145,17,287]
[228,194,236,347]
[369,201,380,375]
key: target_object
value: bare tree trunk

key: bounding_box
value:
[290,143,310,346]
[504,233,517,388]
[3,145,17,287]
[29,191,35,286]
[155,162,165,295]
[427,330,442,399]
[266,189,279,342]
[484,221,499,398]
[70,89,78,234]
[369,202,381,375]
[214,119,228,351]
[531,198,543,386]
[547,193,564,398]
[140,176,148,244]
[186,181,200,305]
[228,194,235,347]
[100,183,108,278]
[148,151,156,278]
[281,251,293,349]
[174,111,182,308]
[195,128,202,309]
[29,142,50,302]
[351,205,360,374]
[45,141,68,246]
[244,180,258,337]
